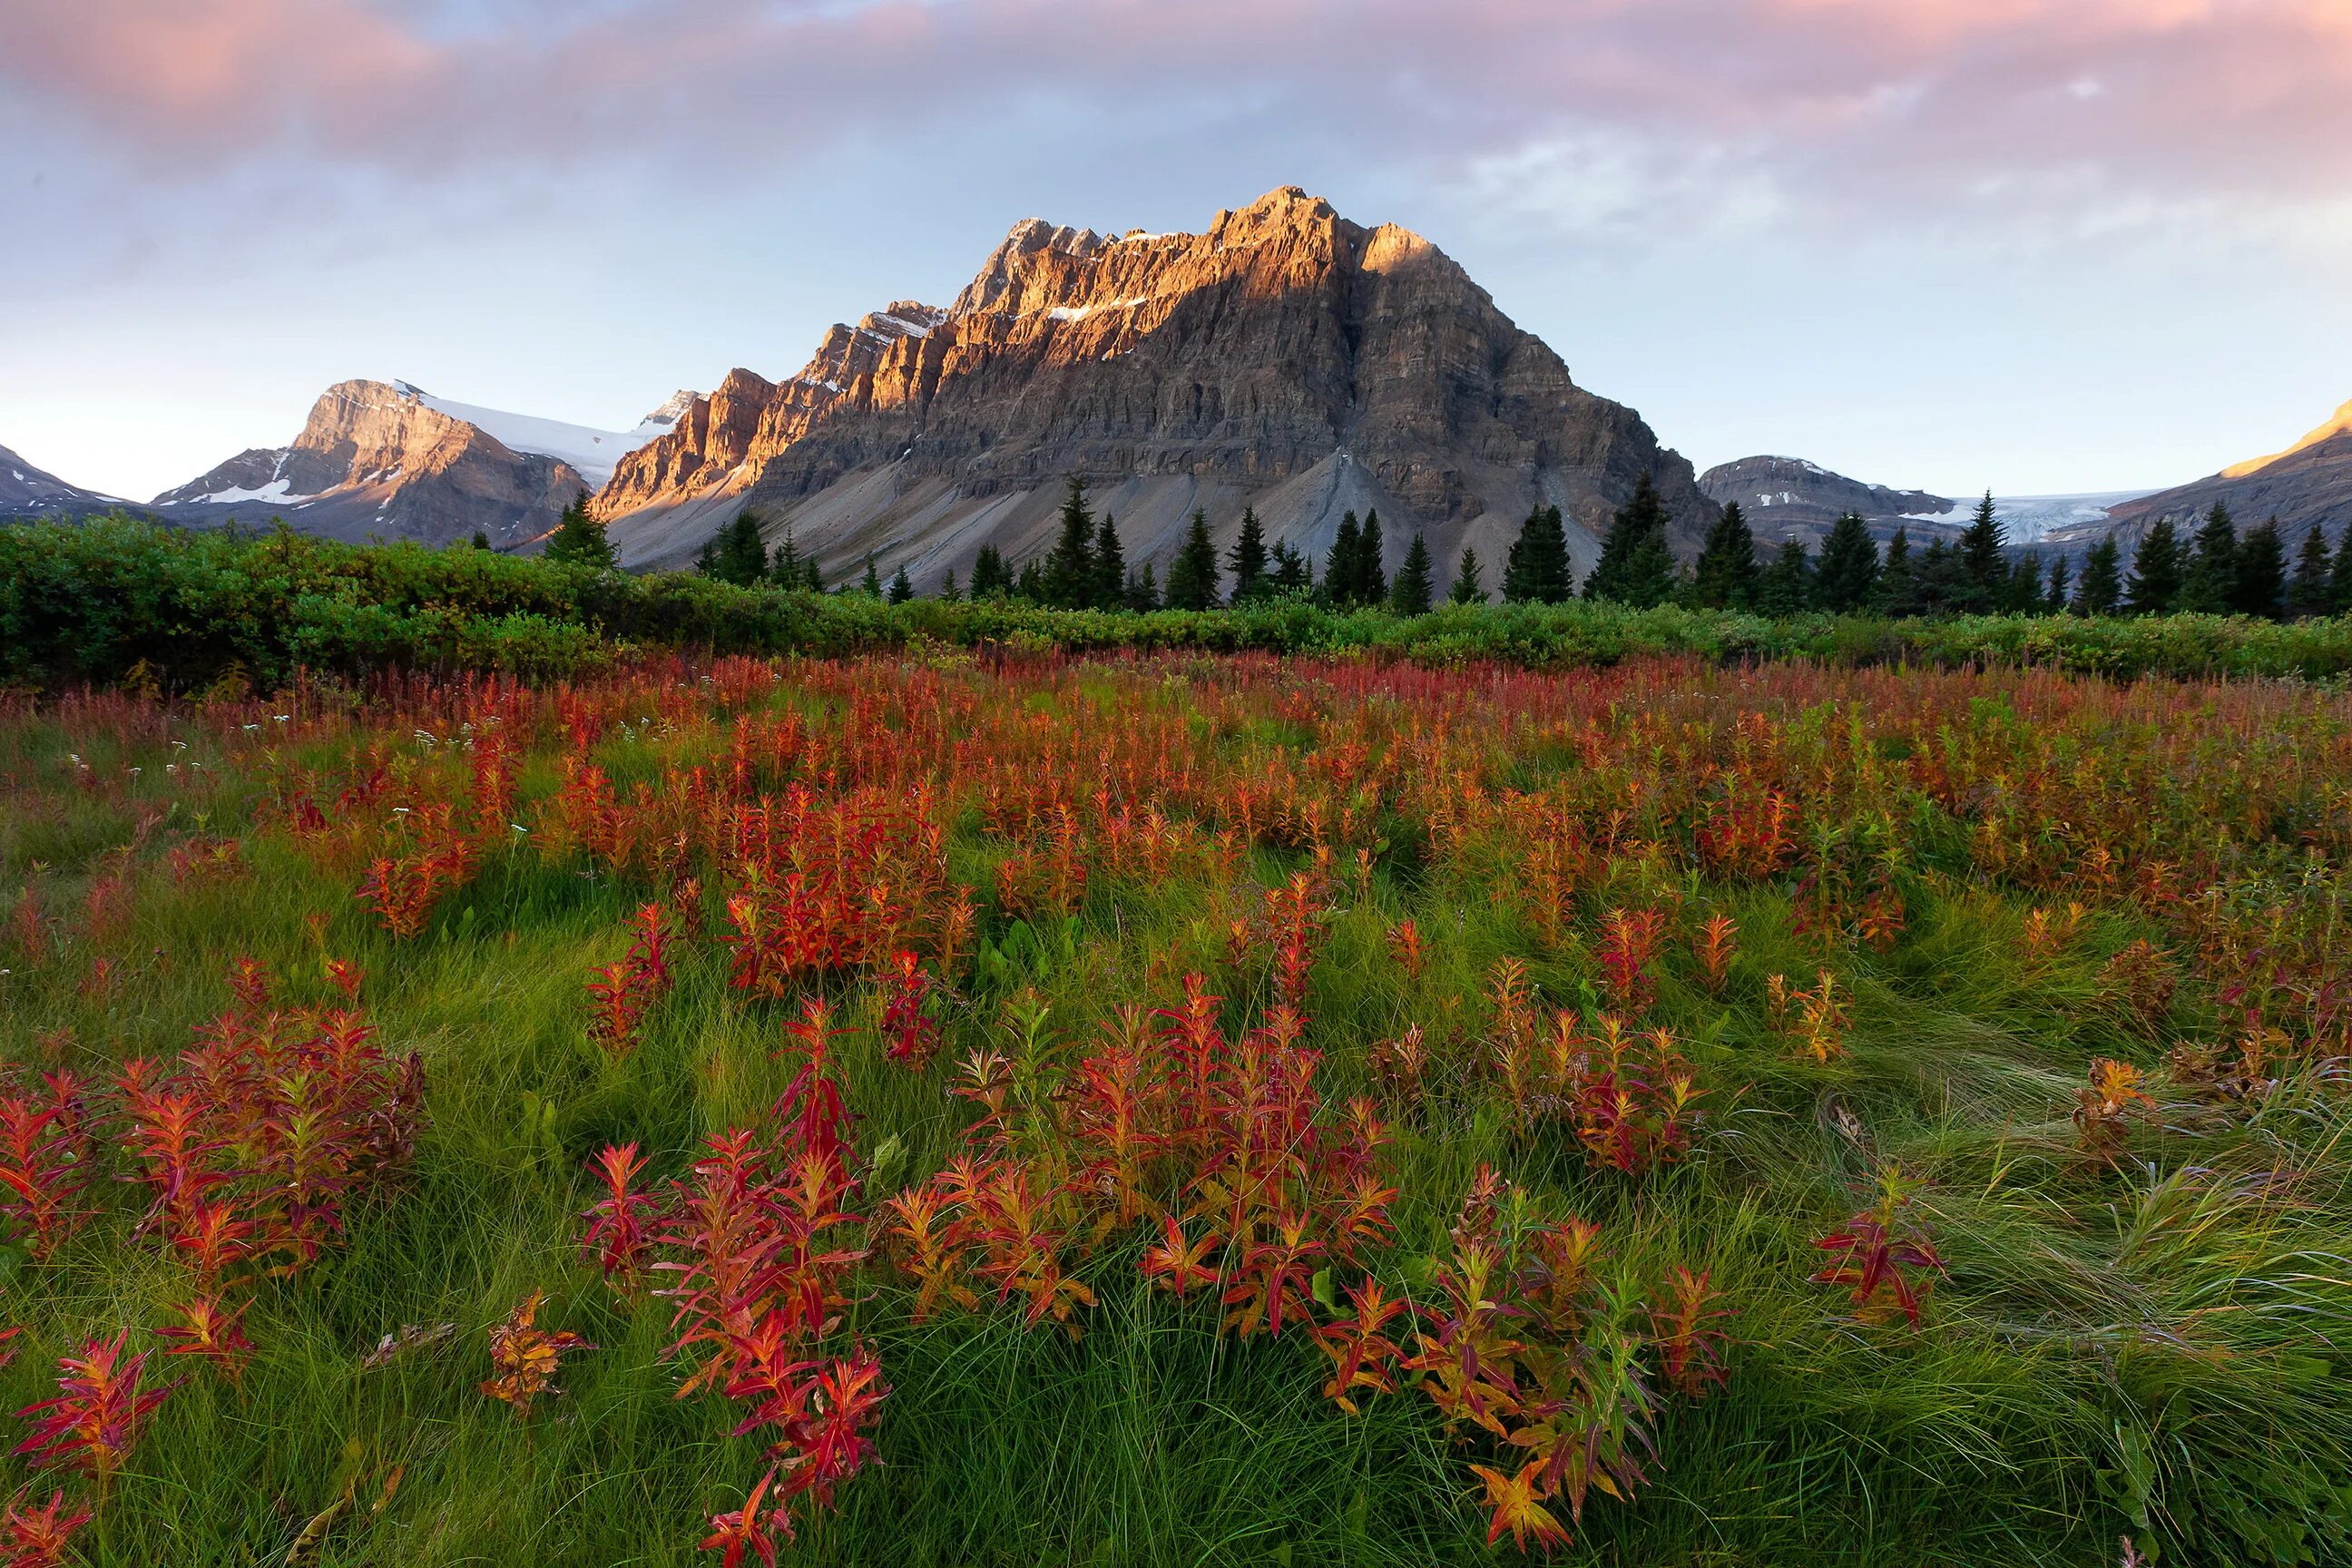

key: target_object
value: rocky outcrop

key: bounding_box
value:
[2094,399,2352,545]
[1699,456,1955,540]
[0,444,122,520]
[156,381,588,547]
[599,188,1717,585]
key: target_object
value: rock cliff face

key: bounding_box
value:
[155,381,588,547]
[2092,399,2352,545]
[0,444,121,520]
[600,188,1717,584]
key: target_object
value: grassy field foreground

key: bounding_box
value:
[0,650,2349,1565]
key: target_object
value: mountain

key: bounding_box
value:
[597,187,1717,584]
[1698,456,1957,544]
[391,383,693,489]
[0,444,123,520]
[154,380,632,547]
[2092,399,2352,544]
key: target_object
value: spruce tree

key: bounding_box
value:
[800,554,823,593]
[1269,541,1311,596]
[770,528,805,590]
[2043,554,2071,614]
[1813,512,1879,613]
[1956,492,2004,613]
[702,512,768,585]
[1128,563,1162,613]
[1325,513,1364,607]
[938,570,961,603]
[1092,513,1127,612]
[469,530,492,551]
[1501,505,1573,603]
[543,495,618,570]
[1583,475,1675,607]
[1357,511,1388,605]
[2076,535,2122,615]
[970,544,1010,599]
[2126,520,2183,614]
[1916,537,1964,615]
[1390,534,1434,615]
[2178,503,2238,614]
[1228,509,1269,603]
[1044,476,1096,609]
[1690,501,1761,610]
[1876,526,1919,616]
[1014,557,1045,603]
[1165,509,1222,611]
[2334,528,2352,615]
[1450,547,1489,605]
[2290,524,2336,619]
[2004,554,2044,616]
[860,556,883,597]
[887,564,914,604]
[2231,515,2286,620]
[1757,540,1812,617]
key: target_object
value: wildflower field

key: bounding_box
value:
[2,649,2350,1565]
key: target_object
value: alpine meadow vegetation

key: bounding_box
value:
[2,642,2351,1564]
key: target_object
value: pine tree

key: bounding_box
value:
[860,556,883,597]
[470,530,492,551]
[2004,554,2044,616]
[1325,513,1364,607]
[1165,509,1222,611]
[800,554,823,593]
[1690,501,1761,610]
[1269,541,1311,596]
[2126,520,2183,614]
[1390,534,1434,614]
[2043,554,2071,614]
[1228,509,1269,603]
[2076,535,2122,615]
[887,564,914,604]
[2289,524,2336,619]
[701,512,768,585]
[1501,505,1573,603]
[1956,492,2004,613]
[1813,512,1880,613]
[2336,527,2352,614]
[2178,503,2238,614]
[543,495,618,570]
[1876,526,1919,616]
[1583,475,1676,607]
[938,570,961,603]
[1044,476,1096,609]
[970,544,1011,599]
[1916,537,1965,615]
[1091,513,1127,612]
[1450,546,1489,605]
[1356,511,1388,605]
[770,529,805,590]
[2231,515,2286,620]
[1757,540,1812,617]
[1127,563,1162,612]
[1014,557,1045,603]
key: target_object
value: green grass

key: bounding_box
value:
[0,653,2347,1565]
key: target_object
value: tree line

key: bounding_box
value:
[647,475,2352,622]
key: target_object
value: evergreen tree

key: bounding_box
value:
[1325,513,1364,606]
[1916,537,1965,615]
[1757,540,1812,617]
[2231,515,2287,620]
[2003,554,2045,616]
[887,564,914,604]
[2075,535,2122,616]
[543,495,618,570]
[1014,557,1046,603]
[1389,534,1434,615]
[1813,512,1879,613]
[1165,509,1222,611]
[1356,511,1388,606]
[1501,505,1573,603]
[799,554,823,593]
[2289,524,2336,619]
[1690,501,1761,610]
[1269,541,1311,596]
[1127,563,1162,613]
[938,570,961,603]
[701,511,768,585]
[2336,527,2352,614]
[1956,491,2004,612]
[1228,509,1269,603]
[1583,475,1676,607]
[970,544,1011,599]
[1450,546,1489,605]
[2126,519,2183,615]
[1876,526,1919,616]
[1091,513,1127,612]
[469,530,492,551]
[2178,503,2238,614]
[770,528,805,590]
[860,556,883,597]
[2043,554,2071,614]
[1044,476,1096,609]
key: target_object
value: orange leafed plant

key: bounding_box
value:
[480,1291,593,1413]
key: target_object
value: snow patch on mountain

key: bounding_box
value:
[389,382,684,488]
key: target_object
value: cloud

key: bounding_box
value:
[5,0,2348,238]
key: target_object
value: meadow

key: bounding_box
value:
[0,648,2348,1565]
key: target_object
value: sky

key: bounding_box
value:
[3,0,2349,503]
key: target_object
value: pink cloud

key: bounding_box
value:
[6,0,2348,222]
